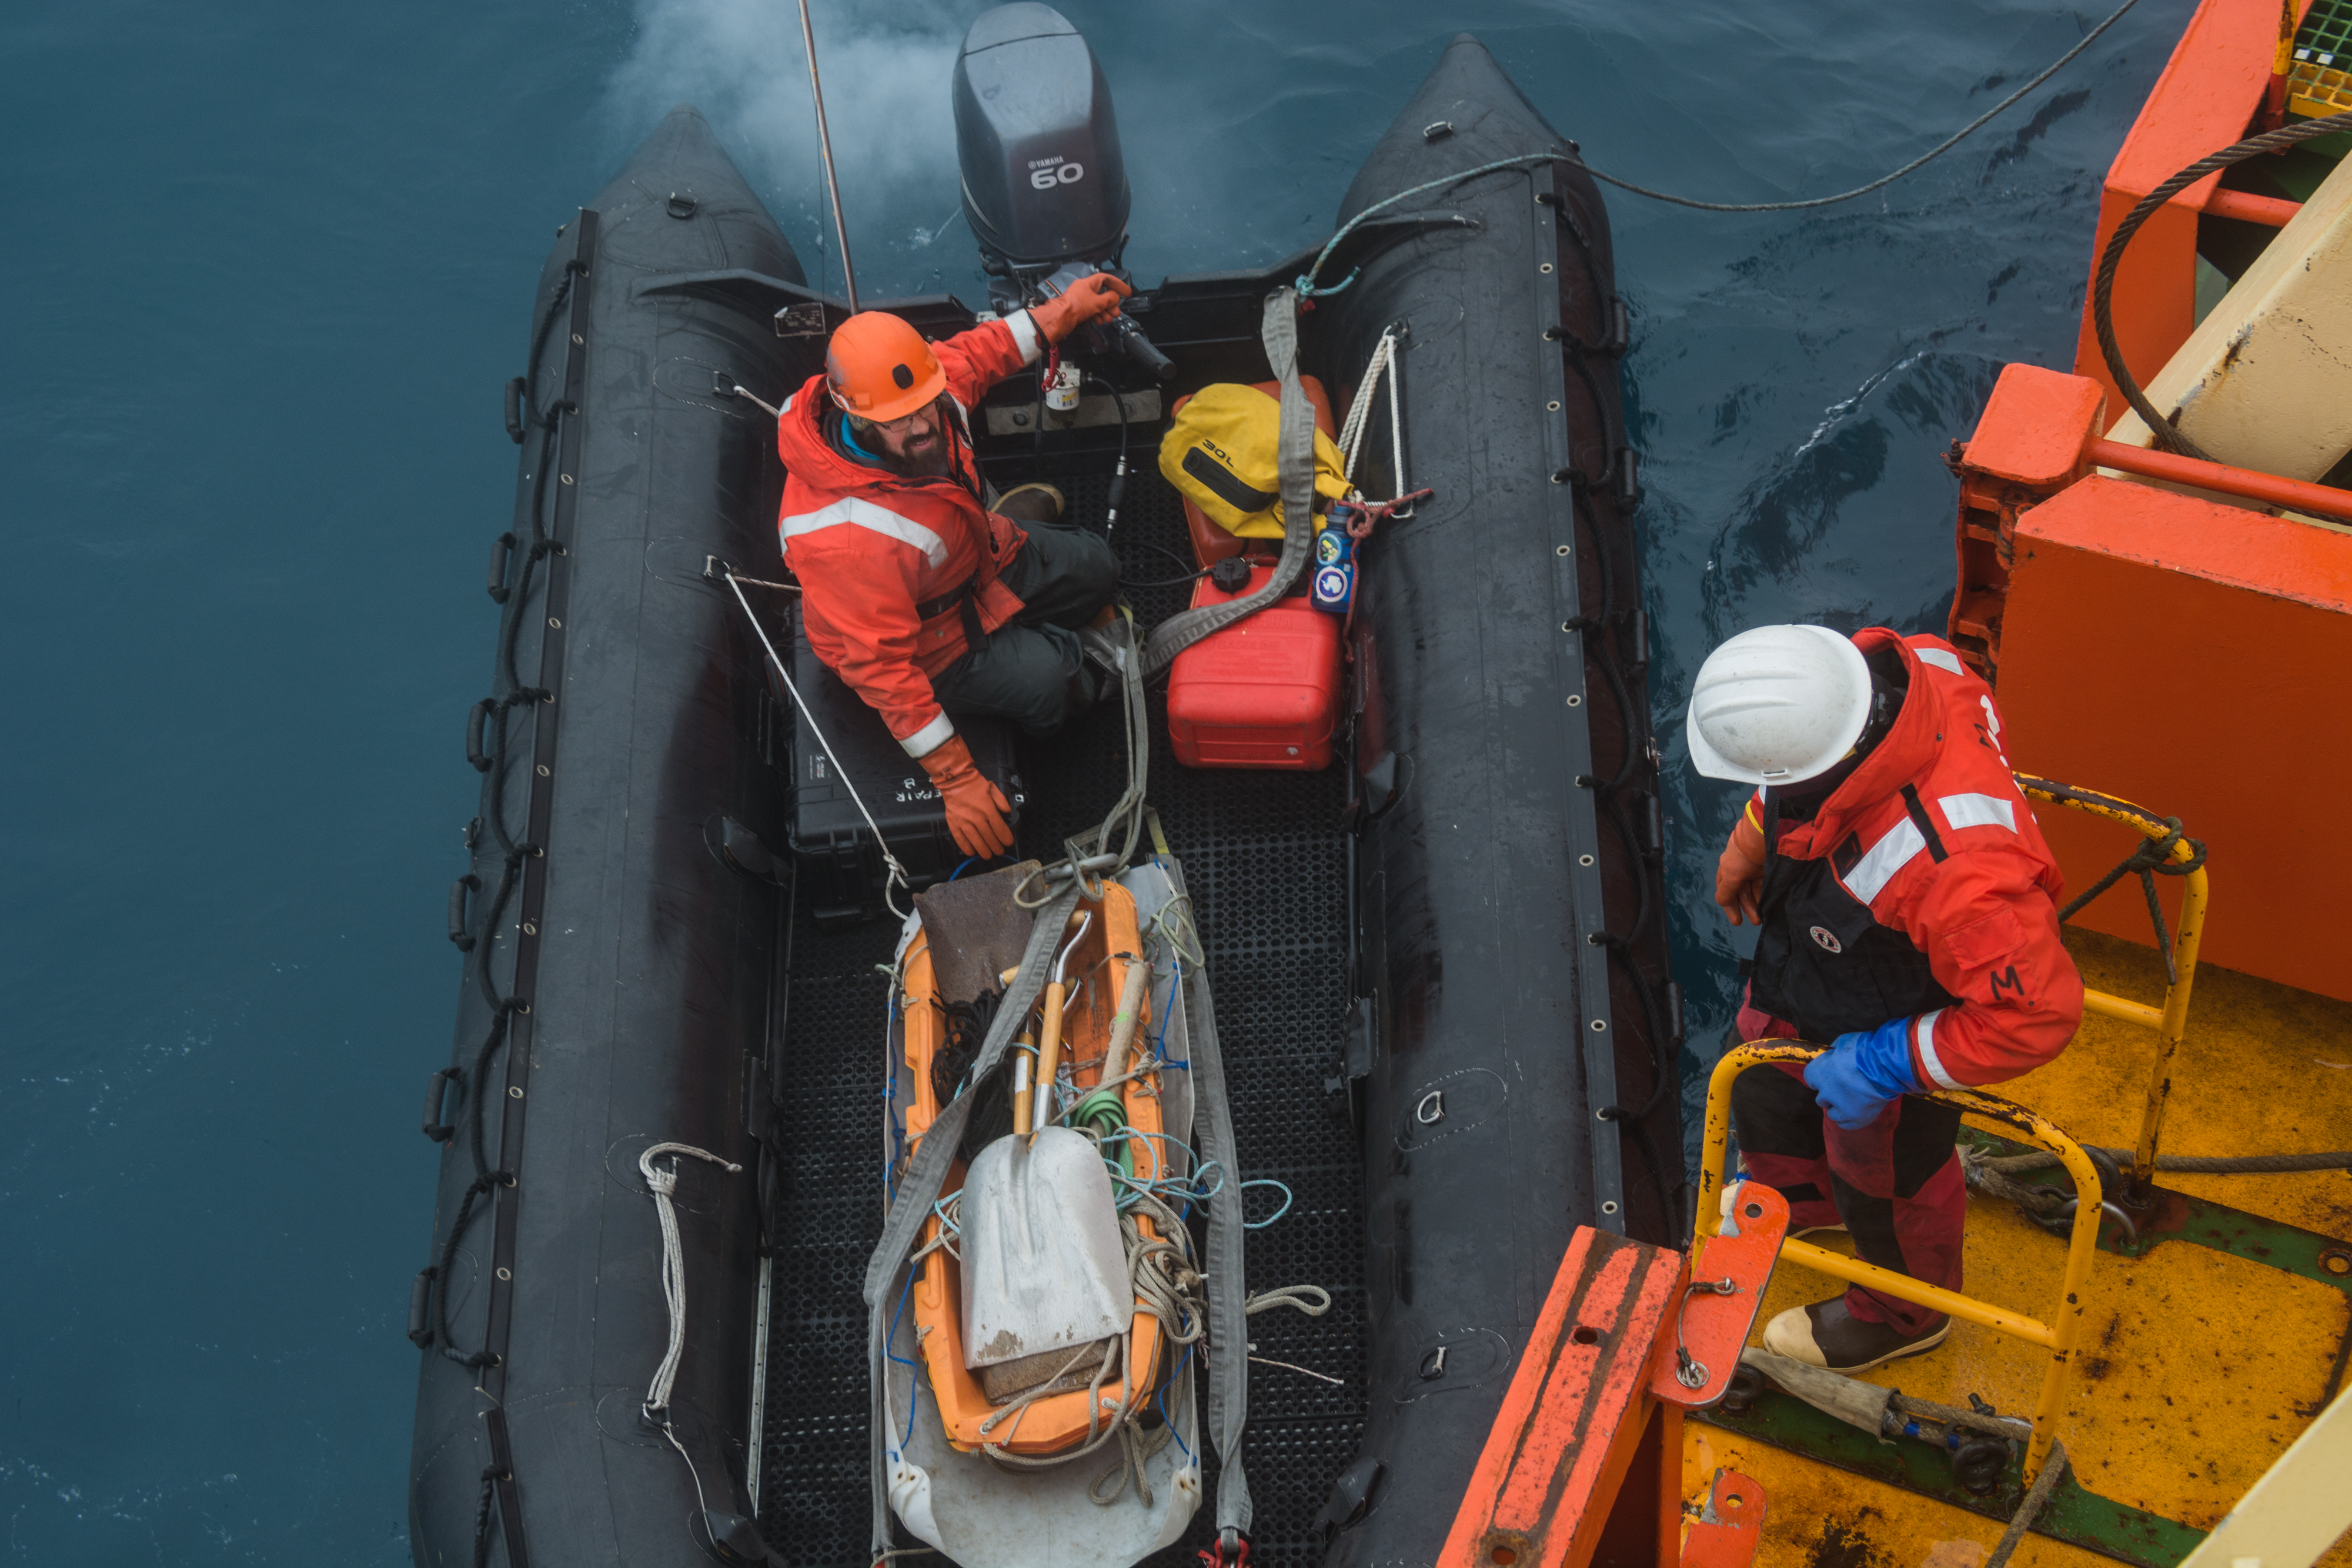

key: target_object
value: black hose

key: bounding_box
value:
[1083,373,1135,537]
[2092,112,2352,459]
[1082,372,1131,455]
[1123,537,1214,587]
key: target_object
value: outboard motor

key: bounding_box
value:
[953,3,1175,381]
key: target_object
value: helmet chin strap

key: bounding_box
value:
[1776,670,1905,803]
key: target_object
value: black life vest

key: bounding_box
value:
[1746,789,1959,1041]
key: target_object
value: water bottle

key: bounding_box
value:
[1311,510,1356,614]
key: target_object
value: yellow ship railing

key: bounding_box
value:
[1693,1042,2106,1483]
[2014,777,2209,1194]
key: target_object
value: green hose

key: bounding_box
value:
[1069,1089,1133,1179]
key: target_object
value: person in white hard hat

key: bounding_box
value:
[1689,623,2084,1373]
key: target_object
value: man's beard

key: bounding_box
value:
[884,430,952,477]
[876,402,953,477]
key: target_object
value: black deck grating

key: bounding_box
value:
[758,455,1369,1567]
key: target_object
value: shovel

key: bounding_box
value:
[960,1125,1133,1389]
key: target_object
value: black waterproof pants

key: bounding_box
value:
[930,521,1118,738]
[1732,1055,1966,1335]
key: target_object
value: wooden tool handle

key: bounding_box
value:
[1104,960,1152,1081]
[1029,984,1067,1141]
[1010,1029,1036,1136]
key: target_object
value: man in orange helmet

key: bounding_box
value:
[773,274,1132,861]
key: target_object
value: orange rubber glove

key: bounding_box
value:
[921,733,1014,860]
[1716,807,1766,926]
[1030,272,1133,344]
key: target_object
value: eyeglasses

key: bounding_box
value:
[868,400,941,434]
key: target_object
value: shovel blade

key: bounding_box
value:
[961,1128,1132,1371]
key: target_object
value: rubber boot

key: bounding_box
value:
[1762,1297,1949,1373]
[994,482,1065,527]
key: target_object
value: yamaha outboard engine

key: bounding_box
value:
[953,4,1174,380]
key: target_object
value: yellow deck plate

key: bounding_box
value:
[2014,928,2352,1245]
[1705,926,2352,1566]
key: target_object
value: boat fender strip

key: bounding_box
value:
[413,210,598,1567]
[479,1403,530,1568]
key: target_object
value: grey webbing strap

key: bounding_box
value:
[1141,287,1317,676]
[1162,857,1252,1536]
[864,876,1085,1554]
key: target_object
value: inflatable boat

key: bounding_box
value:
[407,12,1677,1565]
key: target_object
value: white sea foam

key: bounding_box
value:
[609,0,971,278]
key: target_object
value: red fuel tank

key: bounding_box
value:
[1165,563,1343,770]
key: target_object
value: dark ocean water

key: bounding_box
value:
[0,0,2190,1560]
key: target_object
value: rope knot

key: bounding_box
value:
[2134,818,2207,876]
[2052,807,2206,985]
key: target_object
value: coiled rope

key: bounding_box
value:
[640,1142,745,1423]
[637,1142,744,1524]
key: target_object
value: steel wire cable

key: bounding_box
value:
[1302,0,2150,310]
[2092,111,2352,459]
[1585,0,2145,212]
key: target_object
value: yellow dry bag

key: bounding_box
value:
[1157,383,1351,539]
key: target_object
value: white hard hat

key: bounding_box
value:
[1686,624,1873,786]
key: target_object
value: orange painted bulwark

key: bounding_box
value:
[1947,365,2107,677]
[1995,474,2352,1001]
[1439,1228,1683,1568]
[2070,0,2288,424]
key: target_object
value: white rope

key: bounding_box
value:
[722,570,911,917]
[639,1141,744,1425]
[1244,1283,1331,1318]
[1338,329,1409,497]
[1385,330,1407,506]
[971,1185,1208,1509]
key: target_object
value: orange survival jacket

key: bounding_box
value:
[1740,629,2086,1088]
[773,312,1044,757]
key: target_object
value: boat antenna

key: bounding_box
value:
[796,0,858,313]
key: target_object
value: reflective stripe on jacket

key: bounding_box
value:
[773,312,1043,755]
[1743,630,2084,1088]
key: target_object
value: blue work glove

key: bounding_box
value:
[1804,1018,1922,1131]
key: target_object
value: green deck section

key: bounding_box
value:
[1957,1127,2352,1300]
[1695,1391,2207,1568]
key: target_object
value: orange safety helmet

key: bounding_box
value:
[824,312,947,424]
